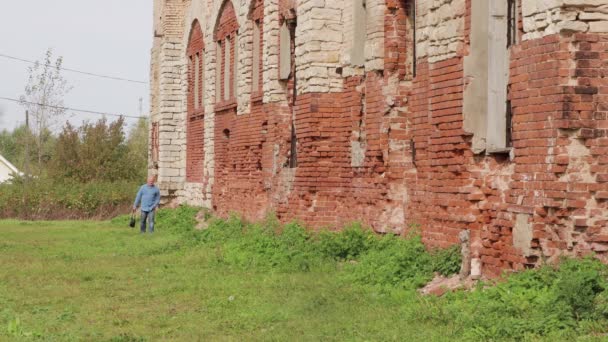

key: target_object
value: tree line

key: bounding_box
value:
[0,117,149,183]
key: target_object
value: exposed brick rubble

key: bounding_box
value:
[150,0,608,277]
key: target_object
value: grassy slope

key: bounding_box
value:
[0,220,449,341]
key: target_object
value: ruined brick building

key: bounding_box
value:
[150,0,608,276]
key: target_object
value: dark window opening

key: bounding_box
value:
[287,17,298,169]
[507,0,517,48]
[506,100,513,147]
[223,129,231,139]
[289,123,297,168]
[410,139,416,167]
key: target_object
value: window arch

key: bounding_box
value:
[186,20,205,182]
[188,20,205,113]
[214,0,240,104]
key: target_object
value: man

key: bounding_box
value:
[133,175,161,234]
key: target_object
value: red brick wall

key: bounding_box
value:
[479,32,608,275]
[385,0,415,79]
[184,1,608,276]
[186,20,205,182]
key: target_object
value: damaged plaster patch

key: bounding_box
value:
[559,133,594,183]
[273,167,296,204]
[351,141,366,167]
[513,214,533,257]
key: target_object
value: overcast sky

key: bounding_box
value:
[0,0,152,131]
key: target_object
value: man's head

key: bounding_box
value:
[147,175,156,186]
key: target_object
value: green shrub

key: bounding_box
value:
[109,207,608,340]
[431,244,462,276]
[554,257,608,319]
[315,223,376,261]
[210,220,321,272]
[0,177,138,220]
[343,233,434,289]
[421,257,608,340]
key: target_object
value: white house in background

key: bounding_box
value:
[0,154,22,183]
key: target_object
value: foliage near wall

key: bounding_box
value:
[110,206,608,340]
[0,117,149,220]
[0,178,138,220]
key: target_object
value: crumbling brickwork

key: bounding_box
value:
[150,0,608,276]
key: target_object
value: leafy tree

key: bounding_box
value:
[19,48,71,172]
[50,117,148,183]
[0,129,18,164]
[0,125,51,174]
[126,118,150,181]
[49,122,79,179]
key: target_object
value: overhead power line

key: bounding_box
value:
[0,96,148,120]
[0,53,148,85]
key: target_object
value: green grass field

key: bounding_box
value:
[0,219,446,341]
[1,212,608,341]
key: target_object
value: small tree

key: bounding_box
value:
[19,48,71,172]
[126,118,150,181]
[0,126,42,172]
[50,117,147,183]
[49,122,80,180]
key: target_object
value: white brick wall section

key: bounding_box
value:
[522,0,608,40]
[416,0,466,64]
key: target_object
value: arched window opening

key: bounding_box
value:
[252,20,262,91]
[214,0,240,104]
[187,20,205,114]
[186,20,206,183]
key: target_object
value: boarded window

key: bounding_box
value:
[486,0,510,152]
[252,20,261,91]
[464,0,512,154]
[188,56,193,107]
[194,53,200,109]
[279,22,291,80]
[351,0,367,66]
[233,33,238,99]
[225,37,231,100]
[201,51,205,108]
[216,41,222,101]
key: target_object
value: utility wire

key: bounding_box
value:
[0,53,148,85]
[0,96,147,120]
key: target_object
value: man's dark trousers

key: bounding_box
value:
[140,210,155,233]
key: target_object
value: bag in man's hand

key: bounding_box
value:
[129,213,136,228]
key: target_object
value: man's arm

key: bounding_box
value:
[133,187,143,210]
[152,188,161,210]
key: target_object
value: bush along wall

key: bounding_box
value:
[0,178,139,220]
